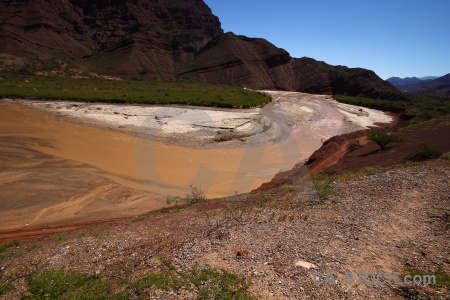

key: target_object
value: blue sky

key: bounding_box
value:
[204,0,450,80]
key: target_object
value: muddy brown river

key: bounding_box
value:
[0,95,391,230]
[1,101,335,196]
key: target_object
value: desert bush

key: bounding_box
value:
[440,152,450,161]
[368,131,400,150]
[410,142,441,161]
[166,196,181,206]
[185,184,206,205]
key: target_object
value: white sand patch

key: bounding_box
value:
[160,120,193,134]
[16,101,260,134]
[328,99,394,128]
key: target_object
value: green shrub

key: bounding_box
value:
[0,240,19,253]
[411,142,441,161]
[185,184,206,205]
[166,196,181,206]
[368,131,400,150]
[440,152,450,161]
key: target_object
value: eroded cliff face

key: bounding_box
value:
[178,33,294,89]
[0,0,223,78]
[0,0,404,99]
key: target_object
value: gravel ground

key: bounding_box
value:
[2,160,449,299]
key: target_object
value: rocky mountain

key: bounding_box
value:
[180,33,403,99]
[387,76,440,88]
[0,0,223,79]
[0,0,404,99]
[390,73,450,94]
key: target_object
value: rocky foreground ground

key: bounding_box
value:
[1,159,449,299]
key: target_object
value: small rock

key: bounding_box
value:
[294,260,317,269]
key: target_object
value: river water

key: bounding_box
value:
[0,100,345,198]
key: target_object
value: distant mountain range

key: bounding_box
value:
[0,0,404,100]
[387,76,438,87]
[387,74,450,95]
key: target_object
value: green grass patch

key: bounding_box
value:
[0,283,14,296]
[135,270,182,291]
[24,269,128,300]
[310,172,339,201]
[0,243,40,263]
[51,231,87,244]
[52,234,73,244]
[405,161,419,167]
[404,266,450,289]
[23,260,254,299]
[92,230,112,239]
[0,71,271,108]
[0,240,19,253]
[360,166,386,175]
[336,166,389,182]
[187,265,254,300]
[126,214,149,224]
[440,152,450,161]
[134,258,254,299]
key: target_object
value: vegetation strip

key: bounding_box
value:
[333,94,450,124]
[0,71,271,108]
